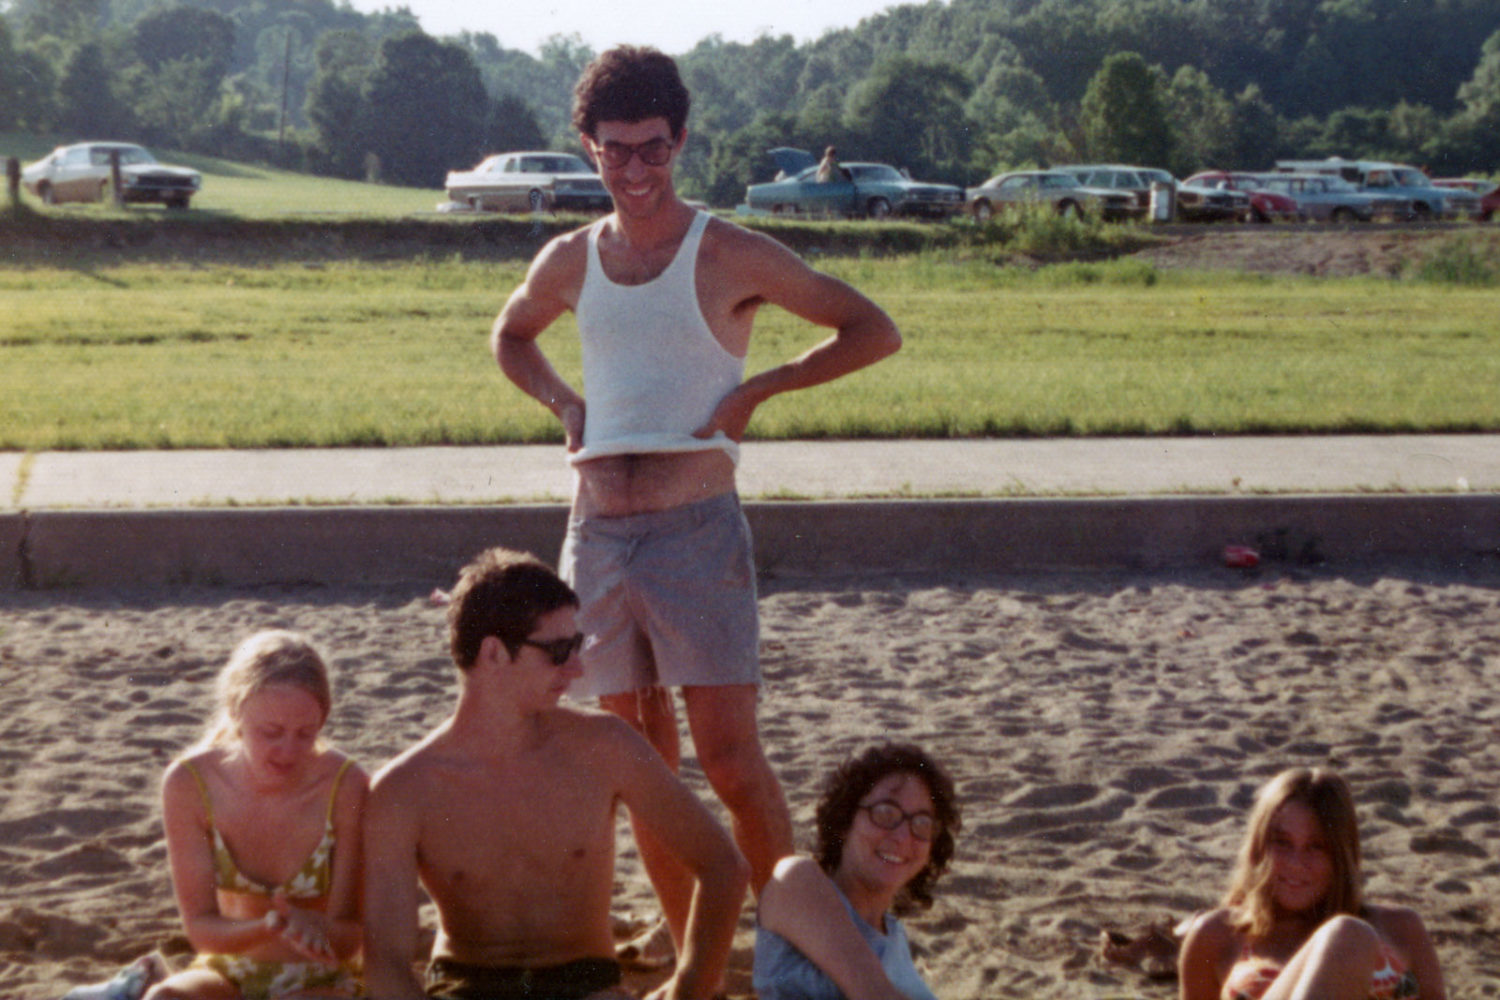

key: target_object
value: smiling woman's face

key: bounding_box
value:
[838,771,935,897]
[1264,799,1334,914]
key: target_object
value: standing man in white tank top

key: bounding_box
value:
[491,45,902,971]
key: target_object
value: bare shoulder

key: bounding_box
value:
[1179,908,1238,954]
[551,703,642,753]
[367,728,447,802]
[323,748,369,806]
[528,224,591,283]
[161,752,204,798]
[701,215,801,270]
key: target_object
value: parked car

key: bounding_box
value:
[964,170,1136,221]
[1253,172,1410,223]
[1184,171,1300,223]
[1274,158,1483,220]
[1172,175,1252,222]
[443,150,611,213]
[1055,164,1156,217]
[1432,177,1498,221]
[745,148,963,219]
[21,142,201,208]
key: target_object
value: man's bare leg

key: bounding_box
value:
[598,686,695,955]
[681,683,794,893]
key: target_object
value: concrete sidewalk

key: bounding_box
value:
[6,435,1498,508]
[3,436,1498,589]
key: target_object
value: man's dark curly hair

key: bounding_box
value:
[447,548,577,671]
[571,45,690,140]
[813,743,960,914]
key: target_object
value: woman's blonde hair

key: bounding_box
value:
[1224,767,1362,937]
[200,630,333,748]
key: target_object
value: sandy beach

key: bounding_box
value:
[3,560,1499,999]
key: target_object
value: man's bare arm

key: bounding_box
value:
[606,720,750,1000]
[361,767,428,1000]
[491,234,588,450]
[696,227,901,442]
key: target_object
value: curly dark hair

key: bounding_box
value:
[571,45,690,140]
[813,743,960,914]
[447,548,578,671]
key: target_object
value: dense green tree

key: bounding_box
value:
[56,40,135,136]
[359,31,488,187]
[1224,84,1280,170]
[0,17,20,130]
[303,28,373,176]
[1079,51,1171,166]
[132,3,235,76]
[124,55,226,145]
[843,56,974,179]
[703,112,797,207]
[482,94,545,154]
[1320,106,1390,158]
[1457,28,1500,120]
[11,0,104,43]
[1163,65,1233,175]
[794,84,848,153]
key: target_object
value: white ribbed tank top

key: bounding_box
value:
[571,211,745,465]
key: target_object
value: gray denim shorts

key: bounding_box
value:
[559,492,760,698]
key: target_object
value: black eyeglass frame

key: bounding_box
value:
[858,799,940,841]
[592,137,676,170]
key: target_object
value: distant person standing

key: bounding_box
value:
[816,146,842,183]
[491,45,901,964]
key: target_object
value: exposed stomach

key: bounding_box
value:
[574,449,736,517]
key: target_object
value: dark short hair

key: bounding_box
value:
[571,45,690,140]
[447,548,578,670]
[813,743,960,913]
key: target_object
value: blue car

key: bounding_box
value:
[745,148,963,219]
[1275,158,1483,220]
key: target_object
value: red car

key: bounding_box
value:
[1432,178,1498,221]
[1184,171,1300,223]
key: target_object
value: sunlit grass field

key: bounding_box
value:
[5,133,1498,450]
[3,252,1499,450]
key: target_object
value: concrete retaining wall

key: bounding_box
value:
[3,495,1498,590]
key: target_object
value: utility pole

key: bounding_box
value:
[278,26,293,158]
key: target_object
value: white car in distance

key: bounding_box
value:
[442,151,611,213]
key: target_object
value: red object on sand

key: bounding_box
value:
[1223,545,1260,568]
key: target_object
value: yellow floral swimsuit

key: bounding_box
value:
[183,759,360,999]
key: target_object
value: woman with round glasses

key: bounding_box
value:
[752,743,960,1000]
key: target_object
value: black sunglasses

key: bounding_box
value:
[518,632,585,666]
[859,800,940,842]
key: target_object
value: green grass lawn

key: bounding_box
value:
[4,135,1497,450]
[2,251,1498,450]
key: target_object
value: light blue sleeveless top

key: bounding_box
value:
[752,884,939,1000]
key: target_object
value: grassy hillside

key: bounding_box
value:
[1,132,441,218]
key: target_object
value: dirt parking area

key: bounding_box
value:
[1128,223,1499,277]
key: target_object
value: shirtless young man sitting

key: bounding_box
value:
[361,548,749,1000]
[492,45,902,958]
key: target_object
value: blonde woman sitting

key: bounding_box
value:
[1178,767,1444,1000]
[148,630,368,1000]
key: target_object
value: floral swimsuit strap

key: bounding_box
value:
[183,758,351,899]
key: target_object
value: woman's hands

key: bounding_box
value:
[268,893,337,964]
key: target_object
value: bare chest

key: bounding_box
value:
[416,761,615,892]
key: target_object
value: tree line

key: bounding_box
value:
[2,0,1498,203]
